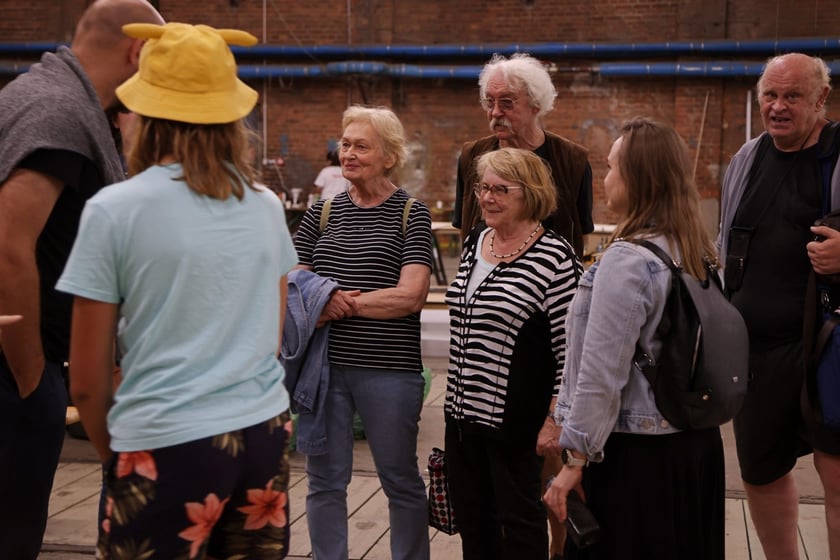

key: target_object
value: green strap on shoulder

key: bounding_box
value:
[402,197,416,236]
[318,197,333,234]
[319,196,416,236]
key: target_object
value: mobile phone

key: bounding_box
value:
[545,478,601,549]
[565,489,601,548]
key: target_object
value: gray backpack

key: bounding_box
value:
[630,239,749,430]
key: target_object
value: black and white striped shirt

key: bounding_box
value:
[444,228,580,437]
[294,190,433,372]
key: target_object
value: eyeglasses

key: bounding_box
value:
[480,97,517,112]
[473,183,523,197]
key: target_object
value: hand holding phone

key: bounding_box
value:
[565,489,601,549]
[545,477,601,549]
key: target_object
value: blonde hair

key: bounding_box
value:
[127,117,258,200]
[611,117,716,279]
[475,147,557,222]
[341,105,407,176]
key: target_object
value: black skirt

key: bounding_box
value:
[566,427,725,560]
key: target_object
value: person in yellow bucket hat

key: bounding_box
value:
[57,23,299,559]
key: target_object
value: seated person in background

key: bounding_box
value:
[313,149,349,200]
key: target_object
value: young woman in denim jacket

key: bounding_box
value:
[544,118,726,559]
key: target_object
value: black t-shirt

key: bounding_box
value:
[729,143,822,350]
[18,148,104,362]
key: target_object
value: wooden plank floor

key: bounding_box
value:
[41,460,831,559]
[40,365,831,558]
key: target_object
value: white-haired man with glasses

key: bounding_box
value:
[453,53,594,259]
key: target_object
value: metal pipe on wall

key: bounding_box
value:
[232,37,840,59]
[3,37,840,58]
[234,60,840,80]
[4,59,840,79]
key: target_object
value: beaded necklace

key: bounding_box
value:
[489,223,542,259]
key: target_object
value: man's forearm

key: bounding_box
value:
[0,169,63,396]
[0,251,45,395]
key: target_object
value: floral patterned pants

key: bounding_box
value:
[98,411,292,560]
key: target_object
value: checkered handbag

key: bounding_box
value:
[427,447,458,535]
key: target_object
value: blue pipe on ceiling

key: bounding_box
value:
[239,60,840,80]
[2,37,840,59]
[237,62,485,79]
[233,37,840,59]
[0,42,61,54]
[0,62,30,74]
[598,60,840,77]
[5,59,840,79]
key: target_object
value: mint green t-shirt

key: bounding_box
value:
[58,164,297,451]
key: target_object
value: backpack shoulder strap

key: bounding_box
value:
[402,197,416,237]
[622,238,678,378]
[322,196,414,236]
[623,238,681,273]
[319,197,333,234]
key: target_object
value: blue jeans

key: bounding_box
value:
[305,364,429,560]
[0,357,67,559]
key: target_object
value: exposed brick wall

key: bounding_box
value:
[3,0,840,230]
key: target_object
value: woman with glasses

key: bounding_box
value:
[543,118,725,559]
[293,105,433,560]
[444,147,581,560]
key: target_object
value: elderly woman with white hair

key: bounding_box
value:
[293,105,434,560]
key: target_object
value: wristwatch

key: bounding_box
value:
[561,448,588,468]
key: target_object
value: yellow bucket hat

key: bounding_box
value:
[116,23,258,124]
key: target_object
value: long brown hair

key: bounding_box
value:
[127,117,258,200]
[611,117,717,279]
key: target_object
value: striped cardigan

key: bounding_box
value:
[444,228,581,440]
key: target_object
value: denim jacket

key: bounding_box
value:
[280,268,337,455]
[556,236,681,463]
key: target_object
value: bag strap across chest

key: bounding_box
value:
[319,196,416,236]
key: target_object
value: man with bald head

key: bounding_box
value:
[0,1,163,556]
[719,52,840,559]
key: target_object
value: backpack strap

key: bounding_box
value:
[319,196,415,236]
[402,198,416,237]
[318,197,333,234]
[625,239,680,273]
[623,239,678,382]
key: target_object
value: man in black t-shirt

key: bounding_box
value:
[0,1,163,557]
[719,53,840,560]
